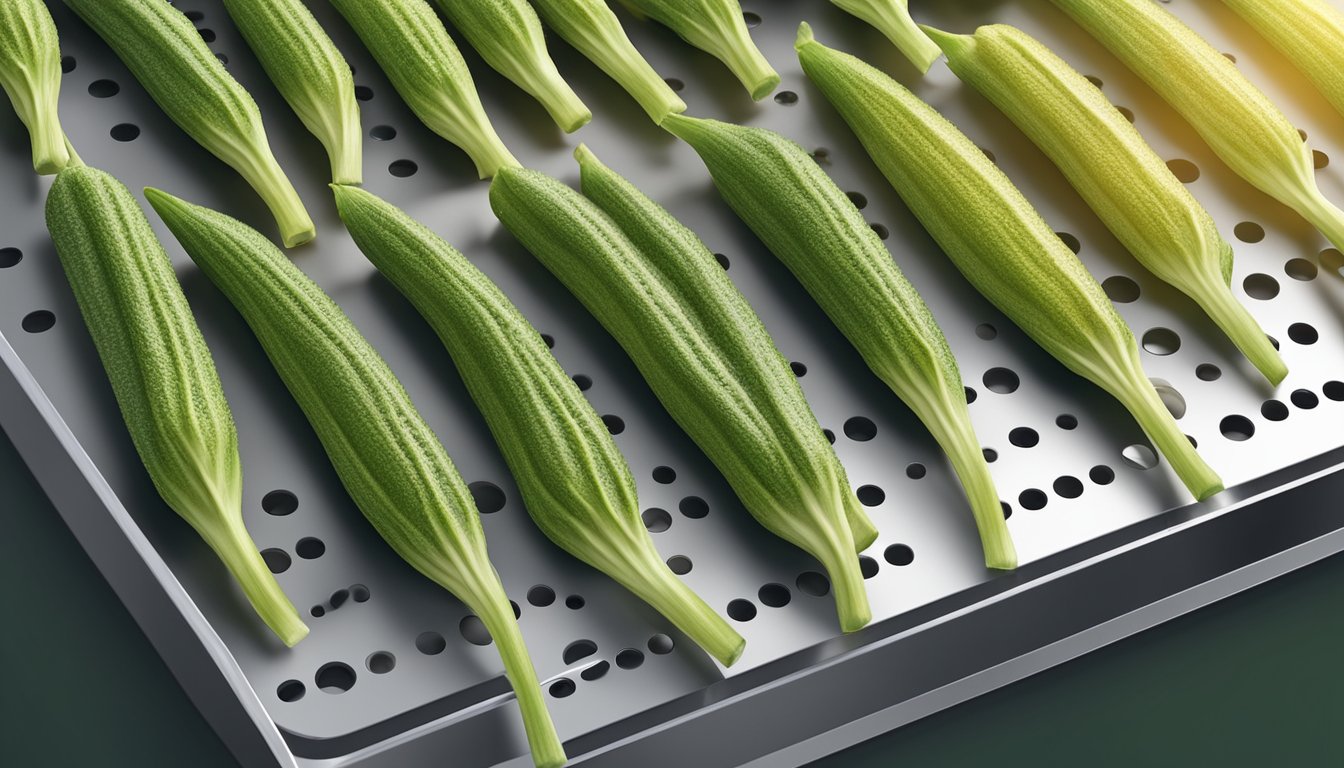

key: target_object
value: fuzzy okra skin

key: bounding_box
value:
[617,0,780,100]
[331,184,744,666]
[794,26,1223,501]
[0,0,70,174]
[44,166,307,647]
[924,24,1286,386]
[435,0,591,132]
[328,0,517,179]
[145,189,564,768]
[490,165,872,632]
[221,0,362,185]
[830,0,940,73]
[1049,0,1344,253]
[531,0,685,123]
[61,0,314,247]
[1220,0,1344,120]
[658,115,1017,571]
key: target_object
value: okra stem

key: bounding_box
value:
[1191,276,1287,386]
[623,564,746,666]
[720,29,781,100]
[235,144,315,247]
[812,507,870,632]
[1297,186,1344,256]
[204,522,309,647]
[1110,363,1223,500]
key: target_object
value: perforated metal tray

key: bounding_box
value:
[6,0,1344,765]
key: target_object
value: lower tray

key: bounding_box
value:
[4,0,1344,766]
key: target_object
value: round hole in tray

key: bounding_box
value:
[549,678,575,698]
[1322,248,1344,277]
[469,481,506,514]
[965,386,977,404]
[856,484,885,506]
[315,662,356,694]
[562,639,598,664]
[975,323,997,340]
[667,555,692,575]
[197,27,216,43]
[1234,221,1265,243]
[351,584,370,602]
[1019,489,1047,510]
[88,79,119,98]
[1315,150,1330,170]
[262,489,298,516]
[542,332,555,348]
[679,495,709,518]
[823,428,835,444]
[0,247,21,268]
[796,571,829,597]
[1141,327,1181,356]
[355,85,374,101]
[277,680,305,702]
[1288,322,1318,345]
[906,462,926,479]
[565,594,585,610]
[980,146,996,163]
[1102,275,1141,303]
[1261,399,1289,422]
[511,600,522,619]
[727,599,757,621]
[1089,465,1115,485]
[743,10,762,27]
[1243,273,1280,300]
[1270,335,1281,350]
[774,90,798,105]
[185,10,206,22]
[366,651,395,674]
[1116,106,1135,123]
[1219,415,1255,441]
[652,465,676,484]
[581,660,610,681]
[714,252,730,270]
[1166,159,1199,183]
[416,631,446,655]
[61,55,76,73]
[370,124,396,141]
[1151,379,1187,419]
[261,548,291,573]
[330,588,349,609]
[616,649,645,669]
[811,147,830,163]
[295,536,325,559]
[664,77,685,92]
[983,367,1020,394]
[602,414,625,434]
[1001,501,1012,520]
[1285,258,1318,281]
[1057,232,1081,254]
[759,583,791,607]
[216,53,229,65]
[1053,476,1084,499]
[1121,444,1158,470]
[870,223,890,240]
[642,507,672,533]
[572,374,592,391]
[1195,363,1222,382]
[459,615,491,646]
[1325,381,1344,402]
[1085,74,1103,88]
[22,310,55,333]
[983,447,998,463]
[389,159,418,178]
[859,555,879,579]
[1292,389,1320,410]
[790,361,807,377]
[1009,427,1039,448]
[310,605,325,618]
[883,544,915,566]
[1056,414,1078,430]
[647,634,675,655]
[847,191,868,209]
[1223,51,1238,63]
[527,585,555,607]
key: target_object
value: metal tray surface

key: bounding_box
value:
[4,0,1344,765]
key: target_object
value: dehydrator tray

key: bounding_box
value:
[5,0,1344,765]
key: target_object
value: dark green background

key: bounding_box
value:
[2,424,1340,767]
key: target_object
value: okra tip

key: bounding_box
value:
[917,24,973,60]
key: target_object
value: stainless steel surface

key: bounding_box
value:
[3,0,1344,766]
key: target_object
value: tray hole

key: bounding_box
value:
[527,585,555,607]
[88,79,119,98]
[261,548,291,573]
[975,323,997,340]
[714,252,730,269]
[856,484,885,506]
[1324,381,1344,401]
[61,55,76,73]
[790,361,807,377]
[1019,489,1047,510]
[743,11,762,27]
[1288,322,1318,345]
[811,147,830,164]
[602,414,625,434]
[1089,465,1115,485]
[870,223,890,240]
[1121,444,1158,470]
[469,481,506,514]
[667,555,692,575]
[0,247,21,268]
[616,649,645,669]
[1166,158,1199,182]
[983,368,1019,394]
[983,447,998,463]
[22,310,55,333]
[1116,106,1135,123]
[859,555,878,579]
[581,660,610,681]
[648,634,675,655]
[330,588,349,609]
[572,374,592,391]
[351,584,370,602]
[370,124,396,141]
[1001,501,1012,520]
[642,507,672,532]
[540,333,556,349]
[1057,232,1081,254]
[1053,475,1084,499]
[262,489,298,516]
[1261,399,1289,421]
[823,428,836,444]
[1292,389,1319,410]
[1234,221,1265,243]
[1008,427,1039,448]
[366,651,395,674]
[796,571,829,597]
[565,594,585,609]
[679,496,709,519]
[277,680,305,702]
[416,631,446,655]
[1285,258,1317,281]
[1141,328,1181,356]
[1196,363,1221,381]
[1322,248,1344,276]
[1151,379,1186,419]
[1219,415,1255,441]
[847,191,867,209]
[355,85,374,101]
[216,53,229,65]
[727,599,757,621]
[1102,275,1141,303]
[562,639,597,664]
[389,159,418,177]
[1056,414,1078,430]
[965,386,977,404]
[1243,273,1280,300]
[759,583,791,607]
[1315,150,1330,170]
[295,537,325,559]
[315,662,355,694]
[906,462,926,479]
[883,544,914,566]
[980,146,996,163]
[198,28,216,43]
[549,678,575,698]
[458,616,490,646]
[310,605,325,618]
[664,77,685,92]
[110,123,140,142]
[1085,74,1103,88]
[774,90,798,105]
